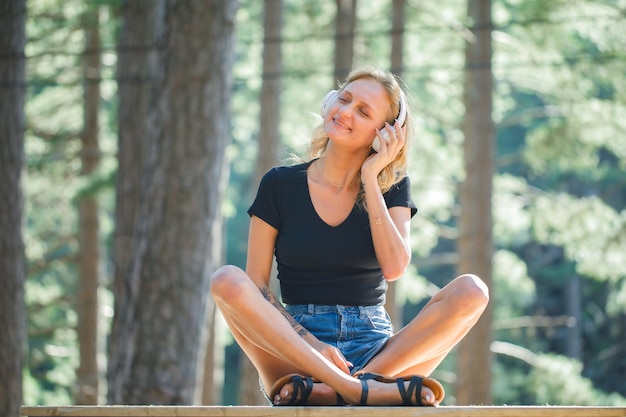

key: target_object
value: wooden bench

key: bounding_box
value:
[20,406,626,417]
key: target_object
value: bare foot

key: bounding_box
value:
[273,379,343,406]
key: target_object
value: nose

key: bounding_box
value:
[337,103,353,119]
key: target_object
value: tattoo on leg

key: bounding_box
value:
[259,285,310,338]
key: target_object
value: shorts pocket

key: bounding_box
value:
[363,307,394,333]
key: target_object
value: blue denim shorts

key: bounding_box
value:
[285,304,394,374]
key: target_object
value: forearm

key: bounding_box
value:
[361,177,411,280]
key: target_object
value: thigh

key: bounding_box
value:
[222,311,306,391]
[359,274,488,377]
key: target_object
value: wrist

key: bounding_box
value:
[360,172,378,187]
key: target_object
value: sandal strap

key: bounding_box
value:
[357,372,431,407]
[288,375,313,405]
[397,375,423,406]
[359,378,369,405]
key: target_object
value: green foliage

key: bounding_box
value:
[493,175,533,247]
[529,354,626,405]
[21,0,626,406]
[531,193,626,282]
[493,250,536,319]
[493,350,626,405]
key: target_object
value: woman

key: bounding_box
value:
[210,67,489,406]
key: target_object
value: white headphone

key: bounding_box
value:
[320,88,407,151]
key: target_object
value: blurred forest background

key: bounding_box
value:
[2,0,626,413]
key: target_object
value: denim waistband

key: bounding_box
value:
[285,303,384,318]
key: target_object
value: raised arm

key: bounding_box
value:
[360,124,412,281]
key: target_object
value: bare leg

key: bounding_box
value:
[210,265,448,405]
[360,274,489,377]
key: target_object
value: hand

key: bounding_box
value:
[309,339,353,374]
[362,120,406,184]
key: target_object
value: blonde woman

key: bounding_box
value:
[210,67,489,406]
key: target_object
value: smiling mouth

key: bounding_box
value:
[333,118,351,131]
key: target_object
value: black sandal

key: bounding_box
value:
[269,373,346,406]
[269,374,314,405]
[355,372,445,406]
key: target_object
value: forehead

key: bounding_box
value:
[342,78,389,115]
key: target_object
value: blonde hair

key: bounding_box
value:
[307,67,411,205]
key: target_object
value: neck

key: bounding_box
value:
[315,155,361,189]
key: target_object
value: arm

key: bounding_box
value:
[246,216,353,372]
[246,216,311,337]
[361,124,412,281]
[361,183,412,281]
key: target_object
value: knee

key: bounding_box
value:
[209,265,249,303]
[453,273,490,314]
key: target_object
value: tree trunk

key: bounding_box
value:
[333,0,356,85]
[76,5,102,405]
[390,0,405,75]
[237,0,284,405]
[108,0,164,404]
[254,0,283,187]
[565,274,582,360]
[108,0,238,405]
[456,0,494,406]
[200,302,224,404]
[385,0,406,330]
[0,0,27,415]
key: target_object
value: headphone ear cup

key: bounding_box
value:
[396,92,407,127]
[321,90,338,117]
[372,128,392,152]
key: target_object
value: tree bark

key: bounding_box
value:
[0,0,27,415]
[76,5,102,405]
[333,0,357,85]
[108,0,238,404]
[200,302,224,404]
[565,274,582,360]
[108,0,164,404]
[254,0,283,188]
[390,0,405,75]
[456,0,494,405]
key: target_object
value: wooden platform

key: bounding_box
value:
[20,406,626,417]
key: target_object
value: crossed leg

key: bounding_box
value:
[361,273,489,377]
[210,266,489,405]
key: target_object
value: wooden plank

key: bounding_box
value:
[20,406,626,417]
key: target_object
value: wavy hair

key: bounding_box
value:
[306,67,411,206]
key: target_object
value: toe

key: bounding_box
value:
[421,387,435,405]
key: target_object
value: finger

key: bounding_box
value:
[334,356,351,374]
[394,119,406,140]
[332,350,352,374]
[389,120,406,152]
[384,122,395,142]
[374,127,391,154]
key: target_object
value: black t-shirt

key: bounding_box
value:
[247,161,417,306]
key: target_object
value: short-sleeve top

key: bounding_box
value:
[248,161,417,306]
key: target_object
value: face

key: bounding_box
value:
[323,78,390,149]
